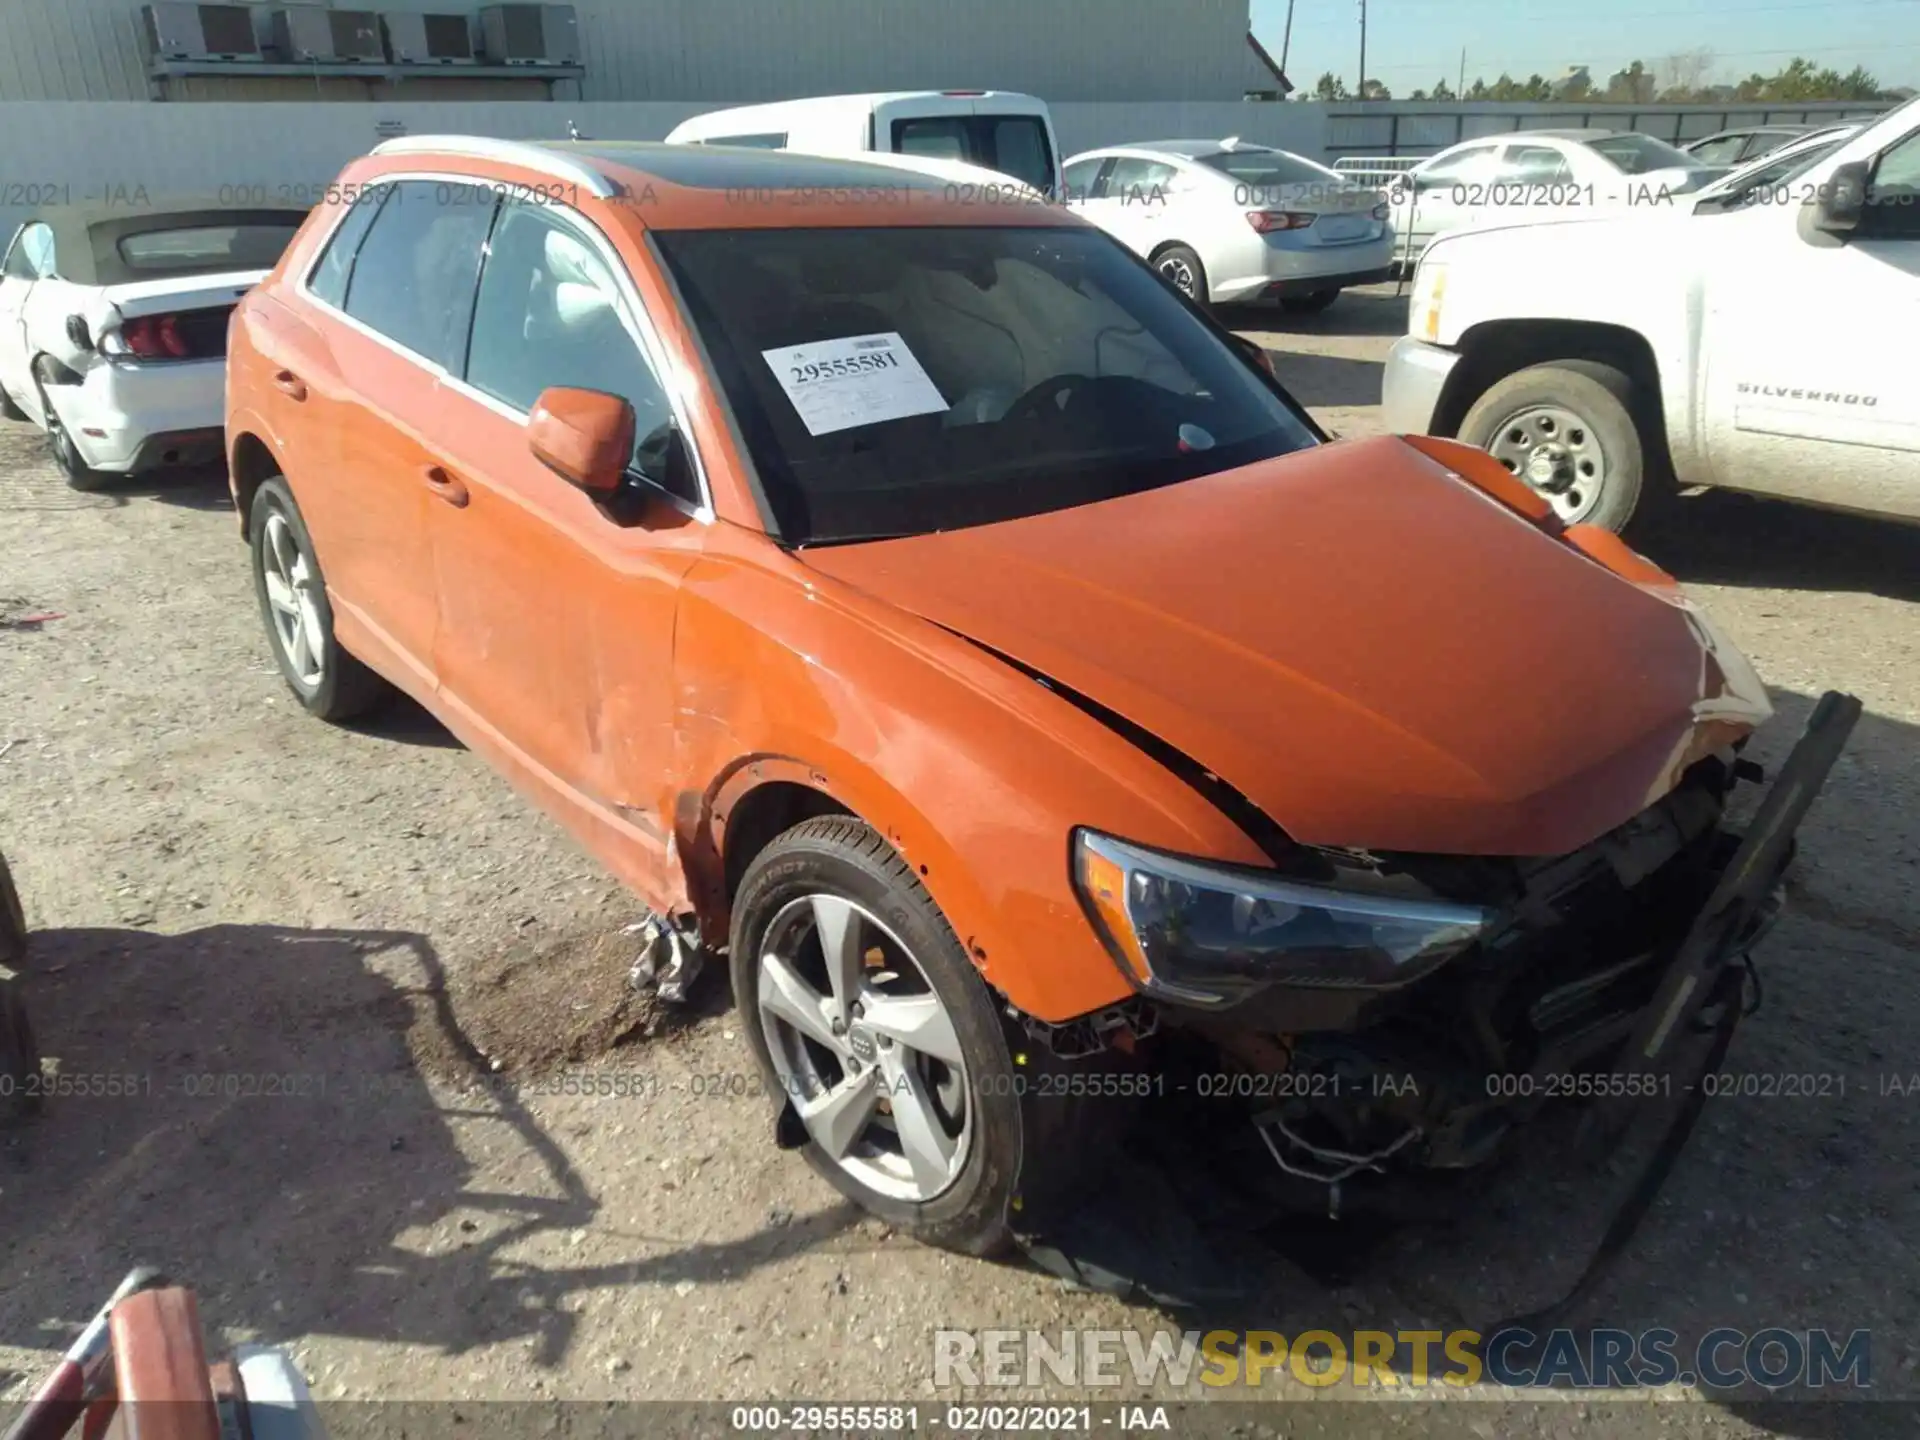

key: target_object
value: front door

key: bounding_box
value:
[420,198,708,894]
[1701,124,1920,518]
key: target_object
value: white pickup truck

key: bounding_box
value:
[1381,97,1919,533]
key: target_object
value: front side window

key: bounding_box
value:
[341,179,497,368]
[1104,157,1177,204]
[1688,134,1747,167]
[1501,145,1576,186]
[9,223,55,280]
[891,115,1056,193]
[3,223,52,280]
[1414,145,1498,188]
[462,202,682,492]
[1865,129,1920,237]
[654,224,1319,545]
[1061,157,1108,202]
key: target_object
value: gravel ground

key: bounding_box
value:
[2,284,1917,1435]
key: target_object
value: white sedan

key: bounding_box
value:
[1382,128,1727,269]
[1062,139,1393,312]
[0,202,307,490]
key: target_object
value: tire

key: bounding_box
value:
[36,380,111,492]
[1458,360,1648,533]
[730,816,1029,1256]
[0,848,26,970]
[249,475,392,722]
[1151,244,1209,306]
[0,967,41,1123]
[1280,288,1341,315]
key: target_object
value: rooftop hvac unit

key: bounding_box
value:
[141,3,263,61]
[383,12,477,65]
[270,7,385,63]
[478,5,580,66]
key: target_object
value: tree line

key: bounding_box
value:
[1306,53,1902,103]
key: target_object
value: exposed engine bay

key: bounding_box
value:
[1007,693,1859,1315]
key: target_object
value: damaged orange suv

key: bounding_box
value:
[227,137,1853,1259]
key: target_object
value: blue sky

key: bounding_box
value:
[1248,0,1920,93]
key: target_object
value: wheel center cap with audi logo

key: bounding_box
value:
[847,1027,878,1063]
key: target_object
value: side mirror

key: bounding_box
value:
[1812,160,1869,235]
[528,386,635,498]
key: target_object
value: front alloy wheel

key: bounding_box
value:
[730,816,1028,1254]
[757,893,972,1201]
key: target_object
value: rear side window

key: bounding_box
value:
[4,222,53,280]
[461,203,685,496]
[341,180,498,368]
[307,186,393,307]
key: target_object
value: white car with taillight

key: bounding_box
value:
[1062,138,1394,312]
[0,202,307,490]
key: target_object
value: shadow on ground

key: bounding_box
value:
[0,923,852,1375]
[1010,686,1918,1423]
[1640,490,1920,604]
[1219,283,1409,340]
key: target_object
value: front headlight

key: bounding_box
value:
[1410,258,1447,343]
[1072,830,1490,1007]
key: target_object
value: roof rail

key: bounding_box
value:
[369,135,618,198]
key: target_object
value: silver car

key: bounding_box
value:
[1384,128,1727,270]
[1062,139,1392,312]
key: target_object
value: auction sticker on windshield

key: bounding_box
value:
[761,332,949,436]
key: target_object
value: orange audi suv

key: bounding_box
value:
[226,136,1850,1257]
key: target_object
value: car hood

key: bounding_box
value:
[802,435,1771,858]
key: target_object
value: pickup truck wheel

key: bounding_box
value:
[1460,362,1645,532]
[249,476,393,722]
[731,816,1028,1256]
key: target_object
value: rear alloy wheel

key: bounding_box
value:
[1280,288,1341,315]
[1153,244,1209,305]
[731,817,1025,1255]
[36,381,110,492]
[1459,361,1647,532]
[249,476,393,722]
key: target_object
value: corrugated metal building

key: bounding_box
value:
[0,0,1282,102]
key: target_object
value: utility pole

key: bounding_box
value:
[1280,0,1296,79]
[1458,47,1467,98]
[1358,0,1368,99]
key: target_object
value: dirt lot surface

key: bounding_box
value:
[4,285,1918,1435]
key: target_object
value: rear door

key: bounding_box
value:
[284,178,498,690]
[418,198,707,888]
[1093,156,1181,258]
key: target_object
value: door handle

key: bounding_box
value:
[423,464,469,508]
[272,370,307,402]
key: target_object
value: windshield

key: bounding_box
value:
[1586,133,1703,175]
[114,221,303,275]
[653,225,1320,545]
